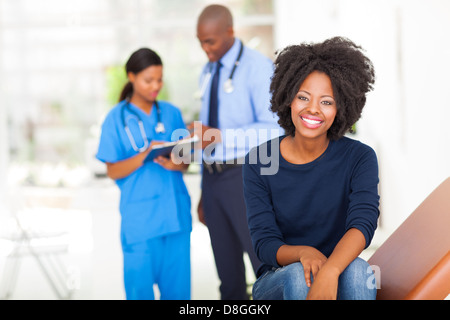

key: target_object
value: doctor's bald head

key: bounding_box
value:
[197,4,235,62]
[198,4,233,29]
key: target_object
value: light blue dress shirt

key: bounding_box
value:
[199,39,283,162]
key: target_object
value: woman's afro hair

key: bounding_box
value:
[270,36,375,140]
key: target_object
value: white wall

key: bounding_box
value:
[0,0,8,203]
[274,0,450,235]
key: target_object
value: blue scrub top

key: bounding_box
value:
[96,100,192,245]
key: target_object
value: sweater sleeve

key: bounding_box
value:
[243,149,285,268]
[346,145,380,248]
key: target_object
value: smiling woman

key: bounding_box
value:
[292,71,337,138]
[243,37,380,300]
[281,70,338,164]
[270,37,375,140]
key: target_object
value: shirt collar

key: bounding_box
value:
[219,38,242,71]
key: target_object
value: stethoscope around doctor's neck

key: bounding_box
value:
[121,99,165,152]
[195,39,244,99]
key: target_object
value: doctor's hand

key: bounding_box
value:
[197,195,206,226]
[187,122,221,150]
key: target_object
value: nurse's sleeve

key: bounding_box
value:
[96,113,124,164]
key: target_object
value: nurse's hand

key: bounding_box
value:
[149,140,166,149]
[154,155,189,172]
[106,141,163,180]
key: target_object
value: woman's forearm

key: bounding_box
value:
[321,228,366,276]
[107,150,190,180]
[106,150,149,180]
[276,244,325,266]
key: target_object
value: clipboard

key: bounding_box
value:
[144,135,199,162]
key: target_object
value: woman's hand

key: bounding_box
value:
[306,228,367,300]
[276,245,327,288]
[298,246,328,288]
[306,266,339,300]
[106,141,156,180]
[154,154,189,171]
[151,140,189,171]
[276,229,367,300]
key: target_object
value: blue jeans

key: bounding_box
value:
[253,257,377,300]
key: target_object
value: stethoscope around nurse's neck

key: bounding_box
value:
[121,98,165,152]
[195,39,244,99]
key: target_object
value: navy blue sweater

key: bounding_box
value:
[243,136,380,277]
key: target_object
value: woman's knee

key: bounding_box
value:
[278,262,309,300]
[345,257,370,273]
[253,262,309,300]
[339,257,377,300]
[278,262,304,277]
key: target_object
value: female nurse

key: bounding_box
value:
[96,48,191,300]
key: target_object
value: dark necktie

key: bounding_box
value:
[208,61,221,128]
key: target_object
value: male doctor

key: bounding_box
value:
[189,4,282,299]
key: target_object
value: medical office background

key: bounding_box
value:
[0,0,449,300]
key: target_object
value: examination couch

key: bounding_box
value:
[368,177,450,300]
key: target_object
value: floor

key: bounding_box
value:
[0,172,256,300]
[2,171,447,300]
[0,170,391,300]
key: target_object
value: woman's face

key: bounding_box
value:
[129,65,163,104]
[290,71,337,141]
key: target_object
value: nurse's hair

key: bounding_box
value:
[119,48,163,102]
[270,37,375,140]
